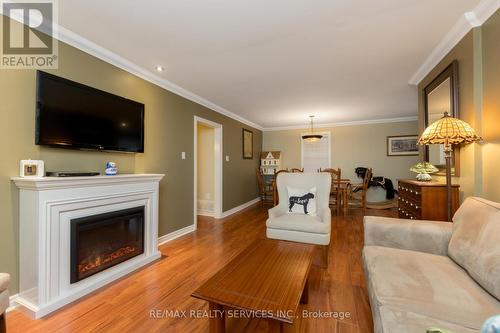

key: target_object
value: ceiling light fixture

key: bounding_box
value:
[302,115,323,143]
[156,66,164,72]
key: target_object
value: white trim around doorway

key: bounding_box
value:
[194,116,223,227]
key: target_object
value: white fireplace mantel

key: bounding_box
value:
[11,174,164,318]
[12,173,164,190]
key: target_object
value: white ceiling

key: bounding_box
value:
[58,0,481,128]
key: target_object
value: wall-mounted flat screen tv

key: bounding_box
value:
[36,71,145,153]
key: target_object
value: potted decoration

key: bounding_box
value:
[410,162,439,181]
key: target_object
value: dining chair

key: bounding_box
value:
[273,169,290,205]
[256,168,274,207]
[349,168,372,209]
[319,168,342,215]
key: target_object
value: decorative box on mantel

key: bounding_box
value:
[11,174,164,318]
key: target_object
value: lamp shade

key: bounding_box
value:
[302,115,323,142]
[418,112,481,145]
[410,162,439,174]
[302,134,323,143]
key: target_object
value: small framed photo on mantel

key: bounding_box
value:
[387,135,419,156]
[242,128,253,159]
[20,159,45,177]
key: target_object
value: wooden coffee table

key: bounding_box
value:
[192,239,315,332]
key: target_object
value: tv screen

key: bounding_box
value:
[36,71,144,153]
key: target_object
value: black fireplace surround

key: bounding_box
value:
[70,206,145,284]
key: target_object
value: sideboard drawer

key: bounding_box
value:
[398,184,422,205]
[398,196,421,220]
[397,179,459,222]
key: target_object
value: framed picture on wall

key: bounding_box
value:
[387,135,419,156]
[242,129,253,159]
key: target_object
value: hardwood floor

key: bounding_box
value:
[6,205,397,333]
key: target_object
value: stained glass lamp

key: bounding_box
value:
[410,162,439,181]
[418,112,481,220]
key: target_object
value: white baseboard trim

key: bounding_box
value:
[6,294,19,312]
[158,224,196,246]
[218,197,261,218]
[197,199,215,217]
[197,211,215,217]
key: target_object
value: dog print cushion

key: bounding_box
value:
[286,187,317,216]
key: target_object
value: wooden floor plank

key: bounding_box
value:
[6,205,396,332]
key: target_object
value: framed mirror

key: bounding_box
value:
[423,60,460,176]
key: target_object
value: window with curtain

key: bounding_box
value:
[301,132,331,172]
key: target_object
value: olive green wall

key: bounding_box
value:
[481,9,500,202]
[0,16,261,293]
[417,9,500,203]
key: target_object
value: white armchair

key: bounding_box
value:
[0,273,10,333]
[266,172,332,266]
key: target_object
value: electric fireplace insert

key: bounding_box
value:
[70,206,145,283]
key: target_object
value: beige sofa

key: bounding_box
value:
[0,273,9,333]
[363,197,500,333]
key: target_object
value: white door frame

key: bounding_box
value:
[194,116,223,227]
[300,131,332,171]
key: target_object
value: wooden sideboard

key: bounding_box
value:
[398,179,460,221]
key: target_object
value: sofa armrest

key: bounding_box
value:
[363,216,453,256]
[0,274,9,293]
[317,207,331,225]
[268,205,286,219]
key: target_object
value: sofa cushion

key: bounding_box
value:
[449,197,500,300]
[0,273,9,292]
[363,246,500,330]
[378,306,479,333]
[266,213,330,234]
[0,290,8,314]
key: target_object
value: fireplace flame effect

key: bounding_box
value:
[78,246,138,275]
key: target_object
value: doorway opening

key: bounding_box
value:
[194,116,223,227]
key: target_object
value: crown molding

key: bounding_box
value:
[472,0,500,25]
[409,0,500,85]
[263,116,418,132]
[55,26,264,131]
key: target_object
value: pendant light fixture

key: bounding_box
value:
[302,115,323,143]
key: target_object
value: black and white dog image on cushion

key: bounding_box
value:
[289,192,315,214]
